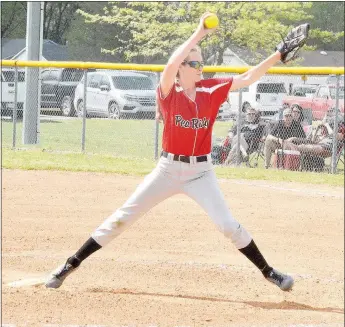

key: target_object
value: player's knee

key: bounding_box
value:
[222,224,251,249]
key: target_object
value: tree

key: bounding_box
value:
[1,2,80,45]
[1,2,27,38]
[43,2,80,44]
[66,2,124,62]
[306,2,344,51]
[76,2,343,65]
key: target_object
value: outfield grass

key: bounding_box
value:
[2,118,344,186]
[2,147,344,186]
[1,118,232,159]
[2,118,159,159]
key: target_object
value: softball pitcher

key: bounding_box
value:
[46,13,309,291]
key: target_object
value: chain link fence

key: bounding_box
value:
[211,73,345,174]
[1,63,344,174]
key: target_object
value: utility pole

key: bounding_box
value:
[23,2,43,144]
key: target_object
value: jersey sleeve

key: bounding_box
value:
[208,77,233,104]
[156,83,175,115]
[202,77,233,113]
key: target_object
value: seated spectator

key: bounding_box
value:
[264,108,306,168]
[294,121,345,158]
[322,107,344,124]
[292,106,309,126]
[224,107,265,165]
[292,121,345,171]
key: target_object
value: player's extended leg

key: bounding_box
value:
[46,157,180,288]
[183,166,294,291]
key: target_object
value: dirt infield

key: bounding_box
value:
[2,169,344,327]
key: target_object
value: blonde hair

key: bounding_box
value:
[185,45,202,60]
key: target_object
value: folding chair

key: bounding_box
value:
[246,119,276,168]
[303,124,314,140]
[323,142,345,172]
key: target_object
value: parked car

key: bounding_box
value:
[282,83,345,121]
[326,74,345,85]
[282,83,318,123]
[284,84,318,100]
[73,70,156,119]
[216,100,232,121]
[40,68,85,116]
[228,80,287,118]
[1,68,25,117]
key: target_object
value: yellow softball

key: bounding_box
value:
[204,14,219,29]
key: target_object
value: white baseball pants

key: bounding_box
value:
[91,153,252,249]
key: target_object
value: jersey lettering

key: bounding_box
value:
[175,114,210,130]
[157,78,233,155]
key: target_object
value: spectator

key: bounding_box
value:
[224,107,265,165]
[322,108,345,126]
[294,121,345,157]
[264,108,306,168]
[292,106,308,126]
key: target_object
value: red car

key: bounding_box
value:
[283,83,344,121]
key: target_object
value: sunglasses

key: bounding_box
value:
[292,110,301,114]
[182,61,205,69]
[284,114,292,117]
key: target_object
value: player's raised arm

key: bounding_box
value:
[230,23,310,91]
[230,52,282,91]
[159,13,216,98]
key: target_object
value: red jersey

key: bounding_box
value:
[157,78,233,156]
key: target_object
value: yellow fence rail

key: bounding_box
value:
[1,60,344,75]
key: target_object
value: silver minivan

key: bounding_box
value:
[73,70,156,119]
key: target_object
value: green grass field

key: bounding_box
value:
[1,118,231,158]
[2,118,344,186]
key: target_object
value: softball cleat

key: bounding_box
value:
[45,259,78,289]
[266,268,294,291]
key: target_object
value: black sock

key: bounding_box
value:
[238,240,272,277]
[67,237,102,268]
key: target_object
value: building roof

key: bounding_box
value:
[223,44,344,67]
[1,38,69,61]
[1,39,26,59]
[297,50,344,67]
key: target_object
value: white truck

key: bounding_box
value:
[1,68,26,117]
[228,80,287,118]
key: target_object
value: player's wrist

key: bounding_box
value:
[274,50,282,59]
[193,28,207,40]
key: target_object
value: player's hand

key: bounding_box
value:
[196,13,217,37]
[155,111,163,123]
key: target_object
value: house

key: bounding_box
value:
[222,45,344,68]
[1,38,69,61]
[220,46,343,87]
[209,44,343,91]
[297,50,344,67]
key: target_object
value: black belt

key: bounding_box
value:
[161,151,208,163]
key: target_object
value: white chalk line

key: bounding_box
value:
[6,276,47,287]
